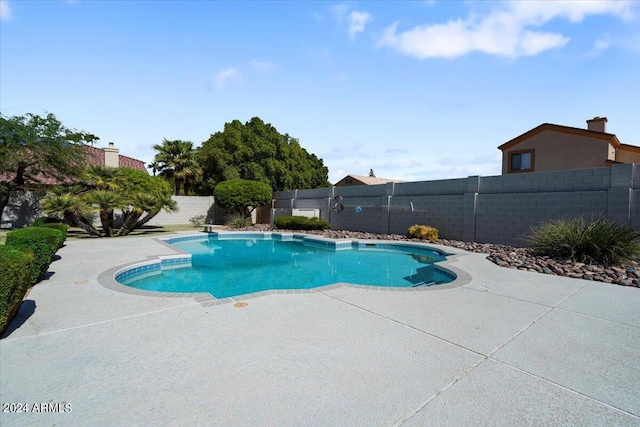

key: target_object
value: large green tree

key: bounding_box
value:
[198,117,329,193]
[0,112,98,220]
[151,139,202,196]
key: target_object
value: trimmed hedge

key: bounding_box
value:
[6,227,64,283]
[41,223,68,247]
[274,215,331,231]
[0,246,34,335]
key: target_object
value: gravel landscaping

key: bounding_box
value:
[239,225,640,288]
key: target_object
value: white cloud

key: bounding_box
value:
[348,11,372,39]
[214,68,240,90]
[586,36,611,57]
[1,0,13,21]
[250,59,276,72]
[377,0,636,59]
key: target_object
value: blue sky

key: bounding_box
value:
[1,0,639,184]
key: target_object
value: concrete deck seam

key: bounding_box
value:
[488,357,640,420]
[395,357,488,426]
[313,289,484,357]
[0,302,201,344]
[486,280,590,358]
[460,284,554,308]
[553,306,640,329]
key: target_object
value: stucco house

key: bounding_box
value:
[334,174,404,187]
[498,117,640,174]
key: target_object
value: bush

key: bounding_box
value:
[530,217,640,266]
[274,215,331,231]
[224,213,253,229]
[407,225,439,241]
[0,246,34,335]
[189,215,206,227]
[5,227,63,283]
[32,216,62,227]
[41,223,68,246]
[214,180,272,216]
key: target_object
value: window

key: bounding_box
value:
[509,150,534,172]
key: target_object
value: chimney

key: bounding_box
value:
[104,142,120,168]
[586,116,607,133]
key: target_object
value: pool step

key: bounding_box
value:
[412,281,436,287]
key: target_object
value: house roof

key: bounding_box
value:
[498,123,622,151]
[335,174,405,186]
[619,143,640,154]
[1,145,148,187]
[83,145,147,172]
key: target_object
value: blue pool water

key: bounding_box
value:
[118,236,455,298]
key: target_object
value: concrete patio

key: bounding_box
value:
[1,232,639,426]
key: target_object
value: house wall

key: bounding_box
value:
[616,147,640,164]
[272,164,639,247]
[501,130,612,174]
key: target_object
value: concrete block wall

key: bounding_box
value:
[474,191,609,247]
[148,196,215,226]
[272,164,638,247]
[389,195,465,240]
[393,178,467,196]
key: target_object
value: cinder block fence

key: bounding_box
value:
[271,164,639,247]
[4,164,637,247]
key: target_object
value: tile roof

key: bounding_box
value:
[1,145,148,187]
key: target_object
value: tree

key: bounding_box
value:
[0,112,98,220]
[198,117,329,193]
[151,139,202,195]
[42,167,178,237]
[213,180,271,217]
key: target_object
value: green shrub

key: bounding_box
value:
[5,227,63,282]
[32,216,62,227]
[224,213,253,229]
[274,215,331,231]
[407,225,439,241]
[530,217,640,266]
[189,215,206,227]
[0,246,34,335]
[214,180,272,217]
[42,223,68,246]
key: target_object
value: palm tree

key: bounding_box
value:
[84,190,123,237]
[116,192,175,236]
[147,161,162,176]
[152,139,202,195]
[133,191,179,229]
[41,191,101,237]
[82,165,121,191]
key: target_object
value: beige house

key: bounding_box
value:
[334,174,404,187]
[498,117,640,174]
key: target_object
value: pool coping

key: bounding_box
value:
[96,231,474,307]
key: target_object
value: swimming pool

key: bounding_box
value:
[116,233,456,299]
